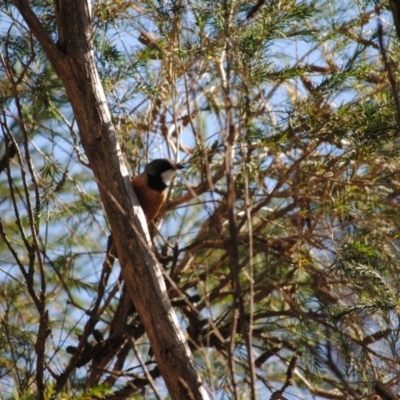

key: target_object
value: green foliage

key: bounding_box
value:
[2,0,400,399]
[335,240,399,316]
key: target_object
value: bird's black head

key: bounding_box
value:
[145,158,185,191]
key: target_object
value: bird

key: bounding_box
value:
[131,158,185,223]
[106,159,184,260]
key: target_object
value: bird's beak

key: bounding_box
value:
[176,163,186,170]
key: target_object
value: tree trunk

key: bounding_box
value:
[10,1,209,398]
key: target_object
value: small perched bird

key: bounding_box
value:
[131,158,185,223]
[106,159,184,260]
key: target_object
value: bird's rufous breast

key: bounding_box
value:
[131,174,167,223]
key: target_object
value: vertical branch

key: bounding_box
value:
[2,31,49,396]
[217,1,244,396]
[376,2,400,123]
[0,119,48,398]
[239,142,257,400]
[235,13,258,394]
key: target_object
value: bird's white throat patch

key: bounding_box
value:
[161,169,177,186]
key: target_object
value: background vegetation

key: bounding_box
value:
[1,0,400,398]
